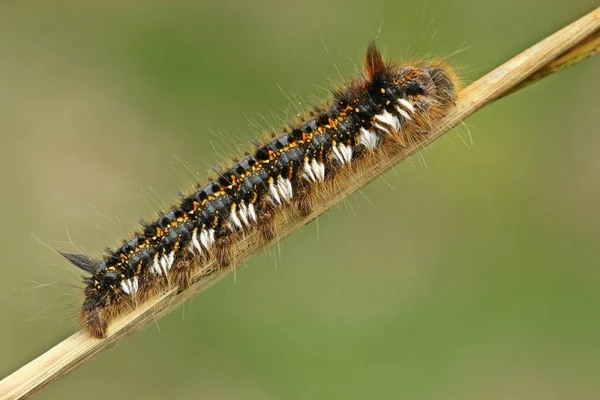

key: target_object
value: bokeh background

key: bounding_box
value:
[1,1,599,399]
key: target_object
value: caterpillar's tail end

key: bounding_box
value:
[80,308,108,339]
[59,251,98,274]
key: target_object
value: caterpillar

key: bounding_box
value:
[61,43,458,338]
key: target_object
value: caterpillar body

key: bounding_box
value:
[61,44,458,338]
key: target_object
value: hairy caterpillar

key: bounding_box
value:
[61,43,458,338]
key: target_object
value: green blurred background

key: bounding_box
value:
[1,1,599,399]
